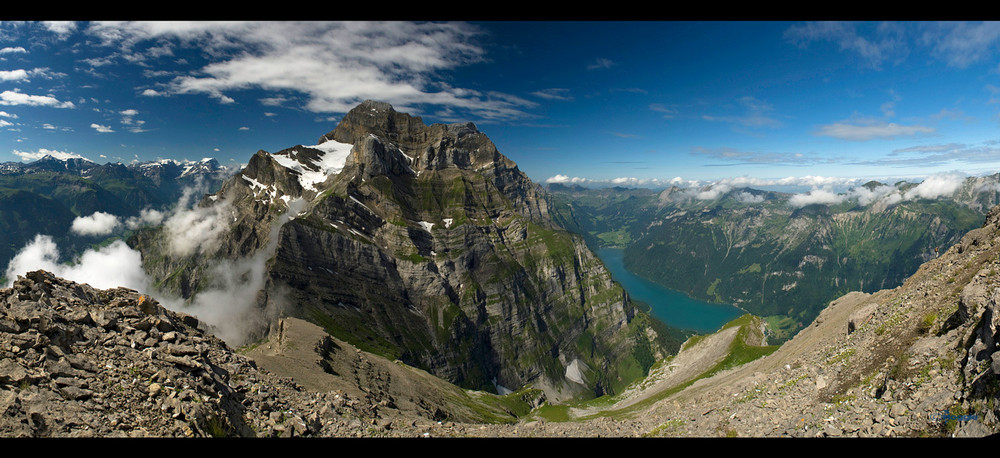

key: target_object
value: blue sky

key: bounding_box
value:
[3,21,1000,189]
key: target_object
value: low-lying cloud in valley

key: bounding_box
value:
[787,188,844,208]
[70,211,122,236]
[2,184,303,346]
[784,172,967,208]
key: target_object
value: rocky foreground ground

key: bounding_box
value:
[0,270,415,437]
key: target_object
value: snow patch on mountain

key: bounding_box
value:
[270,140,353,192]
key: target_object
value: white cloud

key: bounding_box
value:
[545,174,587,184]
[736,191,765,203]
[125,208,167,229]
[695,184,732,200]
[815,121,934,141]
[788,188,845,208]
[781,172,967,208]
[692,147,832,166]
[42,21,78,36]
[0,70,30,81]
[532,88,573,101]
[0,68,54,82]
[784,21,908,70]
[847,184,900,206]
[161,185,232,257]
[920,22,1000,69]
[702,96,783,130]
[118,109,148,132]
[544,174,677,187]
[713,175,862,189]
[91,123,113,133]
[4,235,150,292]
[587,57,616,70]
[71,211,122,236]
[0,90,75,108]
[903,172,964,200]
[542,173,869,192]
[12,148,85,161]
[0,46,26,54]
[650,103,678,118]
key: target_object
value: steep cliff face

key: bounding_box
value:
[138,101,666,402]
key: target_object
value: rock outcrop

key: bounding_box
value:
[0,271,399,437]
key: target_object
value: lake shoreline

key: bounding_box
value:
[595,247,744,334]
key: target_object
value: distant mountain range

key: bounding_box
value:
[0,155,232,273]
[548,175,1000,341]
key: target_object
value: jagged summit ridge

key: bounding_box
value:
[322,100,515,174]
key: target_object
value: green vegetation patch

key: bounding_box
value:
[763,314,799,343]
[306,307,401,361]
[461,388,543,424]
[532,403,572,422]
[737,263,761,274]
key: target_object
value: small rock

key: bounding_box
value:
[0,359,28,385]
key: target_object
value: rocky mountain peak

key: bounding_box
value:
[321,101,507,172]
[319,99,424,147]
[313,100,546,221]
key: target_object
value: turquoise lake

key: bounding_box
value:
[595,247,745,334]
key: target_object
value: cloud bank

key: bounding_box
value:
[784,172,967,208]
[5,235,150,292]
[3,183,304,347]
